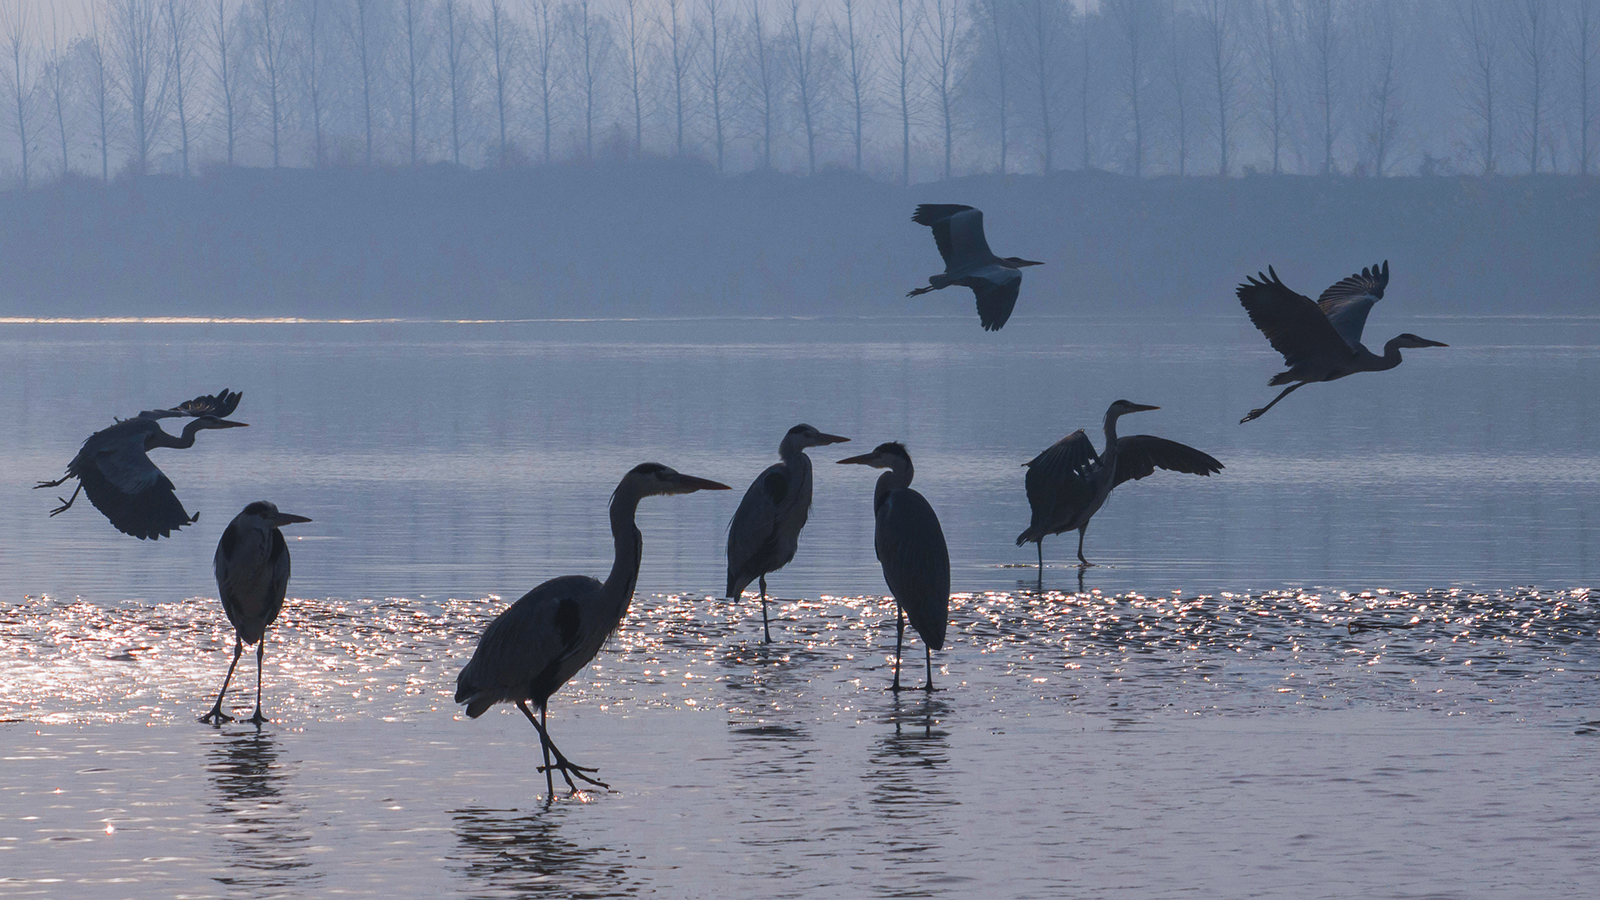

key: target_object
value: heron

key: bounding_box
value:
[35,389,248,539]
[1017,400,1223,569]
[1238,261,1447,423]
[726,424,850,643]
[455,463,731,798]
[837,443,949,692]
[200,501,313,726]
[907,204,1043,331]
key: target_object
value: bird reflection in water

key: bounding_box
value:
[452,806,640,898]
[869,694,956,825]
[205,728,320,890]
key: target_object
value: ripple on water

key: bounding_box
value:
[0,587,1594,726]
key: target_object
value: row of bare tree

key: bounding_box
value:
[2,0,1598,187]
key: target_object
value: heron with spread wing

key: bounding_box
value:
[1017,400,1223,569]
[35,389,248,539]
[907,204,1043,331]
[838,443,949,692]
[455,463,731,799]
[726,424,850,643]
[1238,261,1447,423]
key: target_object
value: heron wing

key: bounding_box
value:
[875,488,950,651]
[725,463,790,596]
[1316,262,1388,348]
[1020,430,1101,542]
[1112,436,1224,487]
[455,575,603,717]
[1237,267,1350,366]
[912,204,992,268]
[958,266,1022,331]
[140,388,243,420]
[77,452,192,539]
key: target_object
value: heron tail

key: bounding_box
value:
[1015,528,1039,548]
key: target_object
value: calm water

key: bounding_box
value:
[2,317,1598,897]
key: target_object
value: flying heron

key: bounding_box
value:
[726,424,850,643]
[455,463,731,798]
[200,501,313,726]
[35,389,248,539]
[1017,400,1223,569]
[1238,261,1447,423]
[907,204,1043,331]
[838,443,949,692]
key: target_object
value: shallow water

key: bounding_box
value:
[2,317,1598,897]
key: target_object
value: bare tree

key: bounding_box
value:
[788,0,825,174]
[619,0,649,156]
[162,0,197,175]
[1168,1,1193,176]
[344,0,379,166]
[1575,0,1600,174]
[0,0,35,187]
[441,0,470,165]
[1511,0,1553,174]
[1455,0,1500,175]
[208,0,243,165]
[1081,1,1095,169]
[1364,0,1402,176]
[524,0,557,164]
[78,22,117,181]
[485,0,516,165]
[698,0,733,170]
[1200,0,1240,176]
[400,0,427,165]
[1107,0,1154,176]
[1254,0,1288,174]
[659,0,698,157]
[884,0,916,184]
[568,0,611,160]
[43,10,72,176]
[744,0,781,170]
[110,0,171,175]
[256,0,288,166]
[923,0,959,179]
[1303,0,1340,174]
[297,0,327,167]
[1021,0,1069,174]
[832,0,871,170]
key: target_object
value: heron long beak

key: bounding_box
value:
[672,474,732,492]
[836,452,877,466]
[1419,338,1449,348]
[215,420,250,428]
[816,433,850,445]
[1017,259,1045,267]
[1127,403,1160,413]
[270,513,312,526]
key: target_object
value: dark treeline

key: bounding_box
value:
[2,162,1594,317]
[1,0,1599,187]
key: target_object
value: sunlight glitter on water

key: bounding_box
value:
[3,587,1594,728]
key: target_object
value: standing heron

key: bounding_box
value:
[36,389,248,539]
[1238,261,1447,423]
[201,501,313,726]
[455,463,731,798]
[838,443,949,692]
[907,204,1043,331]
[726,424,850,643]
[1017,400,1222,569]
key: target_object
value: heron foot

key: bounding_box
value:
[1240,408,1267,424]
[248,709,269,726]
[907,286,934,297]
[34,477,68,489]
[537,757,609,792]
[920,682,939,693]
[198,707,234,725]
[1076,561,1096,569]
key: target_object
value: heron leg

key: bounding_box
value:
[922,645,937,693]
[1241,382,1306,423]
[890,607,906,692]
[199,637,244,724]
[248,640,268,726]
[45,481,82,517]
[1037,539,1044,571]
[518,701,610,793]
[1076,529,1094,568]
[760,575,771,644]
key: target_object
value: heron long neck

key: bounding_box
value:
[602,488,645,613]
[1374,337,1408,372]
[146,420,206,450]
[778,435,810,469]
[873,462,913,512]
[1101,411,1124,464]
